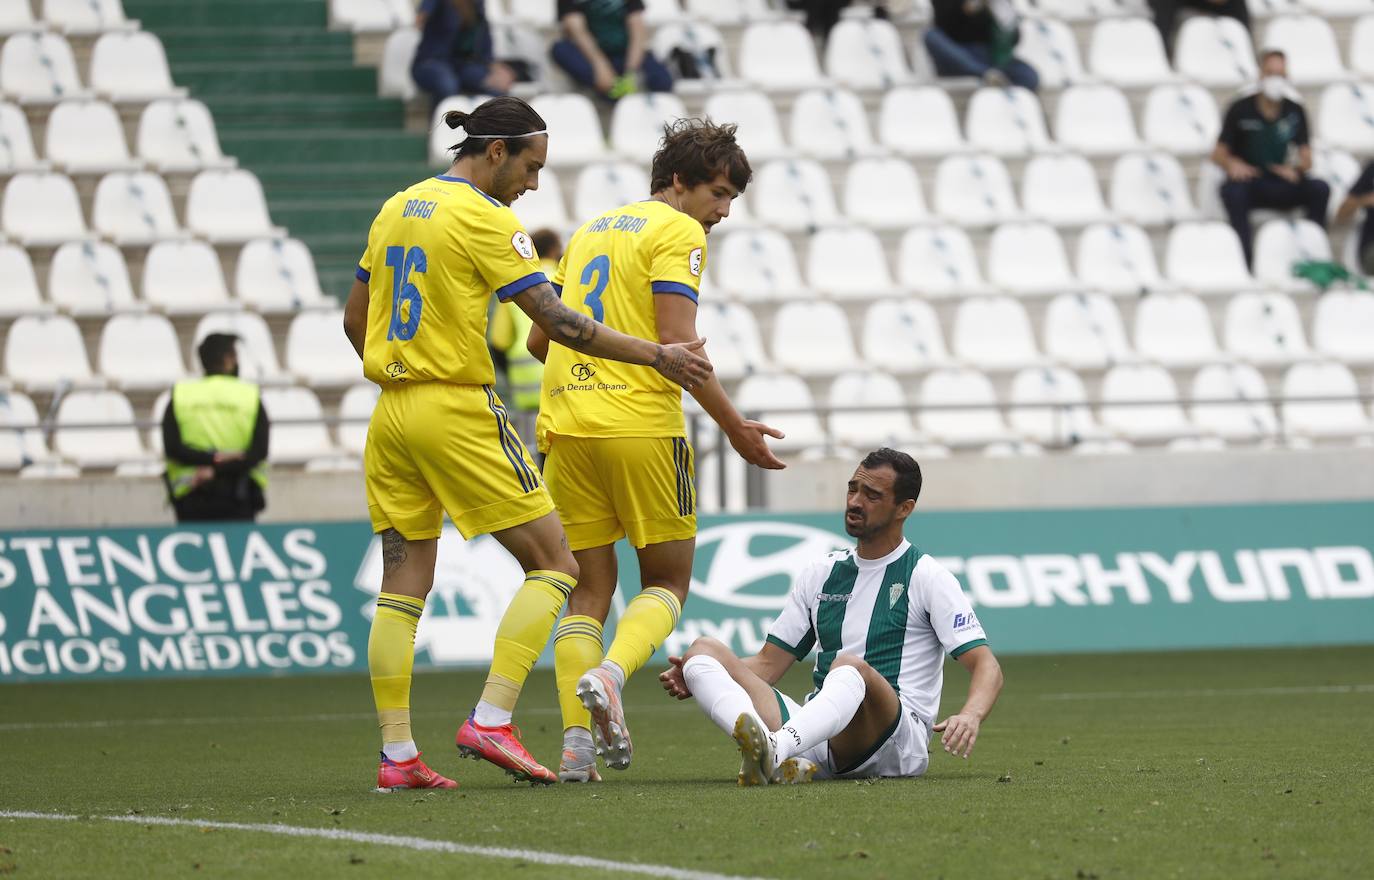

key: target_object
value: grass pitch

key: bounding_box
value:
[2,646,1372,879]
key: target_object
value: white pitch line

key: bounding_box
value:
[1039,683,1374,701]
[0,811,765,880]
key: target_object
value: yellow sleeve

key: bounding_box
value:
[550,248,569,293]
[355,201,390,284]
[467,206,548,301]
[649,214,706,304]
[488,301,515,349]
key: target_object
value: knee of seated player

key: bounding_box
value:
[683,636,730,663]
[830,653,873,674]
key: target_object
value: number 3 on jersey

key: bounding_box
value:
[385,245,426,341]
[580,254,610,322]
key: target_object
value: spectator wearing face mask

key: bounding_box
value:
[1212,49,1330,268]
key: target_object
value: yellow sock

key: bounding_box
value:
[368,592,425,747]
[554,614,604,732]
[605,586,682,681]
[481,569,576,712]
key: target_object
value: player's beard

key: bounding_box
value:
[491,162,521,206]
[844,509,881,539]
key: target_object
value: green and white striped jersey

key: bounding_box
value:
[765,539,988,725]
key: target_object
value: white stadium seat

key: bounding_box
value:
[806,226,893,298]
[92,172,181,244]
[261,386,336,464]
[286,309,362,388]
[827,371,918,448]
[235,238,328,312]
[1110,152,1196,225]
[0,101,44,173]
[952,296,1043,370]
[0,391,50,470]
[878,87,964,157]
[1055,85,1141,155]
[749,159,840,232]
[641,0,684,25]
[194,312,286,383]
[0,3,38,34]
[53,390,146,468]
[0,243,43,316]
[1135,292,1221,366]
[1281,361,1372,437]
[789,88,876,160]
[1252,219,1333,290]
[1164,221,1254,292]
[684,0,772,24]
[918,369,1011,447]
[933,154,1019,226]
[1190,363,1279,442]
[1142,84,1221,156]
[824,18,912,89]
[1043,293,1134,369]
[695,301,770,379]
[1100,364,1194,442]
[1222,291,1309,364]
[428,95,489,164]
[0,32,85,102]
[89,31,182,100]
[610,92,689,159]
[1317,83,1374,153]
[897,225,991,297]
[42,0,132,34]
[332,0,410,31]
[737,22,825,90]
[98,313,187,390]
[1353,16,1374,79]
[843,158,927,229]
[143,240,231,313]
[378,27,420,101]
[1021,153,1108,225]
[652,22,731,85]
[45,99,137,173]
[1,171,87,244]
[770,301,859,376]
[1174,16,1256,87]
[1008,366,1107,446]
[137,99,232,172]
[987,222,1076,295]
[1312,290,1374,364]
[573,162,650,221]
[1088,18,1174,86]
[710,228,808,301]
[529,93,606,166]
[1262,15,1346,85]
[860,299,952,373]
[1075,222,1168,296]
[511,166,570,231]
[338,383,379,456]
[964,86,1051,156]
[508,0,555,24]
[735,373,827,451]
[47,240,136,314]
[4,313,93,390]
[1016,17,1086,88]
[186,169,280,242]
[1312,145,1363,223]
[703,90,788,161]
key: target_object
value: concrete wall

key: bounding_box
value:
[4,447,1374,529]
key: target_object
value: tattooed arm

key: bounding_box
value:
[511,282,712,390]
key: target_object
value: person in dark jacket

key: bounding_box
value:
[411,0,520,107]
[923,0,1038,91]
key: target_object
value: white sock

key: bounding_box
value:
[773,664,866,763]
[563,726,594,749]
[601,660,627,689]
[683,655,756,736]
[382,740,418,762]
[473,700,512,728]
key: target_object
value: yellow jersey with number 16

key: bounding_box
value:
[536,199,706,452]
[356,174,547,387]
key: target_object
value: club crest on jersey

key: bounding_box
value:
[511,231,534,260]
[889,582,905,608]
[689,247,703,277]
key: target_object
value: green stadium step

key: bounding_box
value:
[174,64,378,97]
[155,27,352,52]
[166,45,355,66]
[253,162,441,195]
[124,0,326,29]
[221,129,428,165]
[201,95,406,129]
[270,199,391,237]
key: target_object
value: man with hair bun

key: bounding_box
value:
[526,117,786,782]
[342,96,713,792]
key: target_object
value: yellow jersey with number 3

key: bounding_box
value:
[356,174,547,387]
[536,199,707,451]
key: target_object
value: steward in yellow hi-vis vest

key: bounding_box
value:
[163,333,269,522]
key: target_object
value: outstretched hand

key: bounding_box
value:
[933,712,981,759]
[729,419,787,470]
[652,338,712,391]
[659,655,692,700]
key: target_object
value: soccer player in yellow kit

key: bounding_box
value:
[341,97,712,791]
[527,119,786,781]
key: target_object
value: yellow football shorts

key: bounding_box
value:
[542,435,697,551]
[364,382,553,540]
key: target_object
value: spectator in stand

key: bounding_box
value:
[924,0,1038,91]
[1336,160,1374,276]
[1212,50,1330,269]
[411,0,522,109]
[1150,0,1249,60]
[551,0,672,100]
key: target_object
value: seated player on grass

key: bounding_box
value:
[659,448,1004,783]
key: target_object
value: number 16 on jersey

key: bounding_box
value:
[385,245,427,341]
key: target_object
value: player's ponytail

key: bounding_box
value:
[444,110,471,131]
[446,97,547,159]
